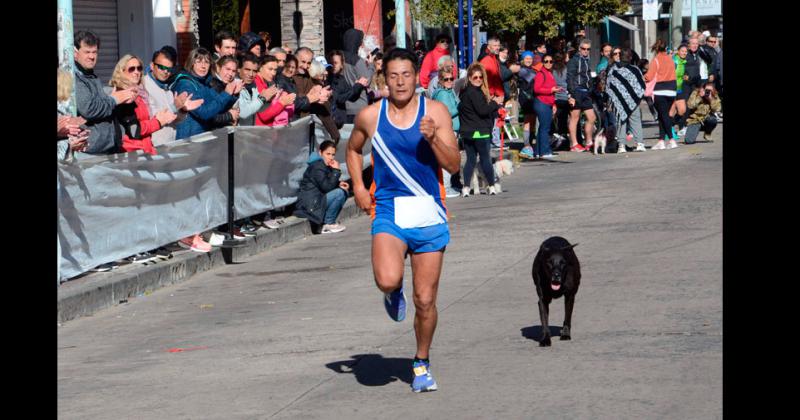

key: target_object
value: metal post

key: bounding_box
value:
[222,129,246,262]
[57,0,76,116]
[396,0,406,48]
[467,0,473,64]
[670,0,684,49]
[458,0,465,69]
[691,0,698,31]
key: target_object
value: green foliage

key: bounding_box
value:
[212,0,240,36]
[413,0,629,38]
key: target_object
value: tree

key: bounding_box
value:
[413,0,629,39]
[212,0,240,37]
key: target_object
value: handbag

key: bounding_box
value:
[644,56,659,98]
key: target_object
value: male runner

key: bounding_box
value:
[346,48,460,393]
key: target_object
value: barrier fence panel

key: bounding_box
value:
[57,117,372,281]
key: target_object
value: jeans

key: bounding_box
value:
[654,95,676,140]
[683,116,718,144]
[533,98,554,156]
[617,107,643,145]
[324,188,347,225]
[463,138,495,187]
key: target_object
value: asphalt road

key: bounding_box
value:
[58,120,723,419]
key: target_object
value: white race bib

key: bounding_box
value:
[394,196,443,229]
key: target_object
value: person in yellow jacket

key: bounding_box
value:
[684,82,721,144]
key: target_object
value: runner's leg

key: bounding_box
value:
[372,233,408,293]
[410,250,444,359]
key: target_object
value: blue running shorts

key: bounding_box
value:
[371,218,450,253]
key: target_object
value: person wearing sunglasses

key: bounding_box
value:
[431,61,463,198]
[458,63,502,196]
[420,34,453,90]
[110,54,176,155]
[143,46,204,146]
[531,55,560,158]
[566,38,597,152]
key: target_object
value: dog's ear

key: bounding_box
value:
[561,243,578,251]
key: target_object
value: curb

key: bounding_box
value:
[57,199,366,323]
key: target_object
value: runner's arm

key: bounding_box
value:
[346,106,376,213]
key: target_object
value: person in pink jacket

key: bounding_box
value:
[531,54,560,158]
[253,55,297,127]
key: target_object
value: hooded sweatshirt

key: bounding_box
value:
[479,49,504,98]
[342,29,374,117]
[420,45,451,88]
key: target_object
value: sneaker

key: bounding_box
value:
[240,222,260,236]
[540,153,556,159]
[321,223,346,234]
[703,133,713,142]
[383,286,406,322]
[208,232,226,247]
[519,146,534,159]
[128,251,157,264]
[617,143,627,153]
[411,360,438,393]
[570,144,586,152]
[190,234,211,253]
[652,140,666,150]
[635,143,647,152]
[487,185,497,195]
[152,247,173,260]
[230,227,247,239]
[461,187,471,197]
[90,262,118,272]
[677,127,687,137]
[263,219,282,229]
[667,139,679,149]
[445,187,461,198]
[178,236,195,249]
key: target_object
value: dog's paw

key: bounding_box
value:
[560,334,571,341]
[560,326,571,340]
[539,336,552,347]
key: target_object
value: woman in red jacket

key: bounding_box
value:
[110,54,176,155]
[419,34,454,89]
[532,54,560,158]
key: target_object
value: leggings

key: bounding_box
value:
[654,95,676,140]
[462,138,495,187]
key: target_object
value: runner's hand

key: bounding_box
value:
[420,115,437,141]
[354,186,371,214]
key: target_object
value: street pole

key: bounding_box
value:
[458,0,465,69]
[670,0,684,49]
[691,0,697,31]
[57,0,76,116]
[396,0,406,48]
[467,0,473,64]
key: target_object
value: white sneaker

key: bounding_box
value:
[445,187,461,198]
[208,232,226,247]
[488,185,497,195]
[652,140,666,150]
[461,187,471,197]
[677,127,687,137]
[617,143,627,153]
[635,143,647,152]
[321,223,346,234]
[667,139,679,149]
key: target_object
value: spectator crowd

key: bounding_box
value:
[57,24,722,278]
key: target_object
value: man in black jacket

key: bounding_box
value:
[566,38,596,152]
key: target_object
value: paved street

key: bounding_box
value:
[58,120,722,419]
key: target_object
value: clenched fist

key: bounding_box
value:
[420,115,437,142]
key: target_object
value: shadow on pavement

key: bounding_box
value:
[521,326,563,342]
[326,354,413,387]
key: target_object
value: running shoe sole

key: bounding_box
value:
[384,287,406,322]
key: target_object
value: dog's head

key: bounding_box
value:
[540,243,578,291]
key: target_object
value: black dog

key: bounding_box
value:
[531,236,581,347]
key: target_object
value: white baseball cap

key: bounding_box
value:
[314,56,332,69]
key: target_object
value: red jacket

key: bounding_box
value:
[533,67,556,106]
[420,45,451,89]
[254,75,295,127]
[121,94,160,155]
[479,53,504,98]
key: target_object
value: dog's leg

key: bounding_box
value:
[538,298,551,347]
[561,294,575,341]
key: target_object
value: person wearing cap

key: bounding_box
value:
[302,57,340,143]
[237,32,266,58]
[420,34,455,89]
[517,50,538,157]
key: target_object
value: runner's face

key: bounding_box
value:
[385,59,417,102]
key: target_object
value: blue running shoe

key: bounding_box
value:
[411,360,438,393]
[383,286,406,322]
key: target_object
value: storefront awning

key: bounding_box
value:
[608,15,640,31]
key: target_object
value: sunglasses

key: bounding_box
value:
[543,60,553,63]
[441,77,454,82]
[580,47,590,51]
[126,65,143,73]
[613,52,621,55]
[154,63,173,72]
[470,75,483,80]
